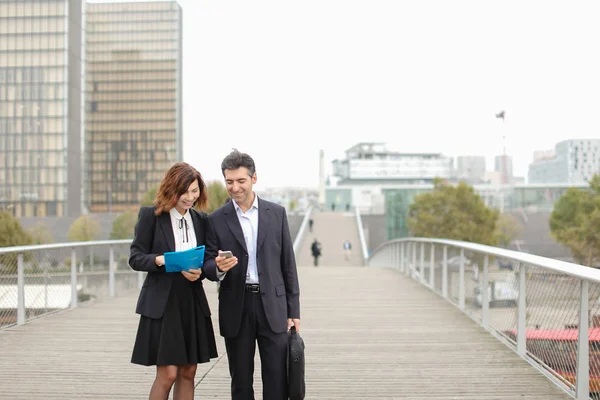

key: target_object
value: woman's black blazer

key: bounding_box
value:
[128,206,218,319]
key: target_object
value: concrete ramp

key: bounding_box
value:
[296,210,363,267]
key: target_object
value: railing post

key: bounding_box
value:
[71,248,77,308]
[411,242,416,278]
[406,242,411,276]
[109,246,115,297]
[400,242,405,273]
[442,246,448,299]
[429,244,435,289]
[17,253,25,325]
[576,279,590,400]
[481,254,489,329]
[517,263,527,356]
[459,248,465,310]
[419,242,425,283]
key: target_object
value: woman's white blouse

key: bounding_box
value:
[168,208,198,251]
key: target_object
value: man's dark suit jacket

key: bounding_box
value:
[203,198,300,338]
[128,206,218,319]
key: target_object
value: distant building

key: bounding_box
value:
[332,142,453,183]
[494,154,514,184]
[328,142,453,213]
[455,156,486,183]
[528,139,600,184]
[85,1,183,213]
[0,0,83,217]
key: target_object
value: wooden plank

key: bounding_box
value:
[0,266,573,399]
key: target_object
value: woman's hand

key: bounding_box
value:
[155,255,165,267]
[181,268,202,282]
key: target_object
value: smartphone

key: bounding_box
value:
[219,251,233,258]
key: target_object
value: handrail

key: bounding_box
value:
[369,237,597,400]
[370,237,600,283]
[0,239,140,329]
[293,206,313,255]
[0,239,132,254]
[354,206,369,265]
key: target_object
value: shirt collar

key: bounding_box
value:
[232,193,259,213]
[169,207,192,222]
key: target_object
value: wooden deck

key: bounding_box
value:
[0,265,573,399]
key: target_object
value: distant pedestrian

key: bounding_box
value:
[343,240,352,261]
[311,239,322,267]
[308,218,313,233]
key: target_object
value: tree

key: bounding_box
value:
[289,199,298,212]
[204,181,229,214]
[0,211,32,248]
[27,221,55,244]
[141,185,157,206]
[0,211,32,271]
[550,175,600,266]
[407,178,499,245]
[110,210,137,239]
[495,213,523,248]
[68,215,101,242]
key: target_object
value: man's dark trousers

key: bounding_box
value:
[225,290,288,400]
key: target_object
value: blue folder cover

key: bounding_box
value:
[163,245,205,273]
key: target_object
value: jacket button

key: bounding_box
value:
[261,292,266,296]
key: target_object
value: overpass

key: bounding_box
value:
[0,207,597,399]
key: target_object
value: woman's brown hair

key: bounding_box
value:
[154,162,207,215]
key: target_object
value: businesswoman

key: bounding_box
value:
[129,162,218,400]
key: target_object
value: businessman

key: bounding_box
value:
[203,149,301,400]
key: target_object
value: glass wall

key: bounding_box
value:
[324,188,352,211]
[384,188,430,239]
[0,0,70,217]
[85,1,182,213]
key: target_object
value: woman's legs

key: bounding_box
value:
[149,365,177,400]
[173,364,197,400]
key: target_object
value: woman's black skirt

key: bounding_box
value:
[131,275,218,366]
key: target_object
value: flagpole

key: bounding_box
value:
[495,110,506,213]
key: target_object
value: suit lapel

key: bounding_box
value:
[224,201,248,252]
[190,209,202,243]
[158,212,175,252]
[257,198,269,252]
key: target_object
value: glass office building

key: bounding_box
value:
[0,0,83,217]
[85,1,182,213]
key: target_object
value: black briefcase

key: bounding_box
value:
[287,326,305,400]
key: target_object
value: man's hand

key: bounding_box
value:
[287,318,301,332]
[181,268,202,282]
[216,251,238,272]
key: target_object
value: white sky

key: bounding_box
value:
[96,0,600,190]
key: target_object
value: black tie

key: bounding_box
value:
[178,217,189,243]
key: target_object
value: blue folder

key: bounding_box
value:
[163,245,205,273]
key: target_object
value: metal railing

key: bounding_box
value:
[0,240,140,329]
[354,206,369,265]
[369,238,600,400]
[293,206,313,255]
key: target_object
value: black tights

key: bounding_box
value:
[149,364,197,400]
